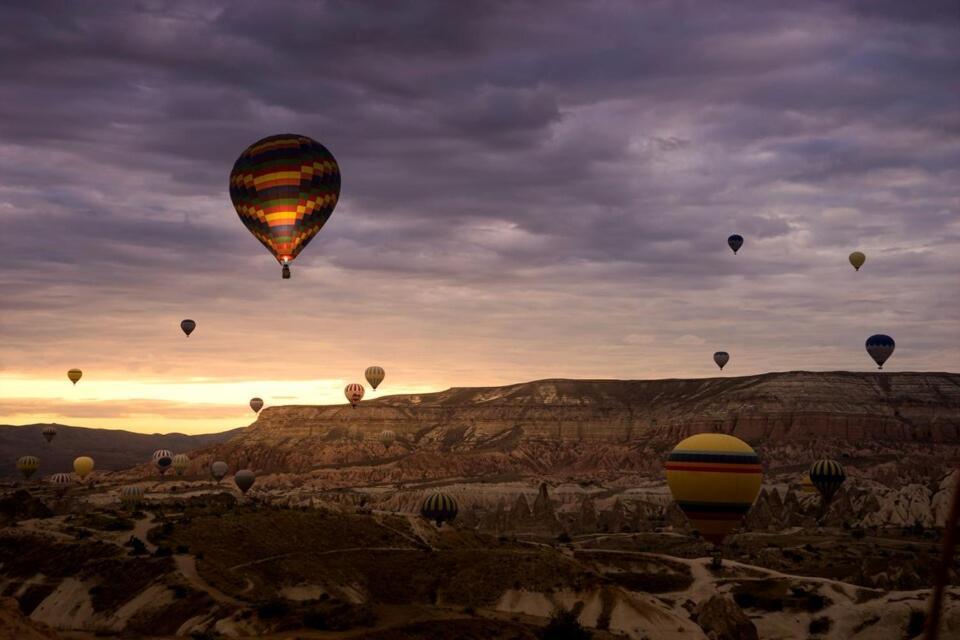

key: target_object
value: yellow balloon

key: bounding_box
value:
[67,369,82,384]
[800,473,818,494]
[73,456,94,479]
[664,433,762,545]
[849,251,866,271]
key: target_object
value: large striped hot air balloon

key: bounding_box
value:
[421,493,458,527]
[808,459,845,503]
[17,456,39,480]
[664,433,762,545]
[866,334,895,369]
[365,366,385,391]
[345,383,365,408]
[229,134,341,279]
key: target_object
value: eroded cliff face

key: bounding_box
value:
[179,372,960,479]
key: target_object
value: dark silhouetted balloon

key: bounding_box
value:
[808,459,845,503]
[865,334,895,369]
[211,461,229,482]
[250,397,264,413]
[17,456,39,480]
[727,234,743,254]
[235,469,256,495]
[181,319,196,337]
[713,351,730,370]
[421,492,458,526]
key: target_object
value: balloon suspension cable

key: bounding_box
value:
[925,465,960,640]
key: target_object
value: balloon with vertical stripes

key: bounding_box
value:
[808,459,845,503]
[345,383,365,408]
[664,433,762,545]
[153,449,173,475]
[17,455,39,480]
[365,366,385,391]
[421,492,458,526]
[120,486,144,510]
[172,454,189,476]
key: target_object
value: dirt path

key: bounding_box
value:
[174,555,244,606]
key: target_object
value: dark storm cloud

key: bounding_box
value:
[1,0,958,386]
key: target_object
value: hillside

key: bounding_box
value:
[0,424,245,478]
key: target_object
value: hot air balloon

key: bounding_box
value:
[808,459,845,503]
[727,234,743,255]
[211,461,229,483]
[345,383,365,408]
[379,429,396,449]
[172,454,189,476]
[153,449,173,475]
[180,319,196,337]
[365,366,385,391]
[866,334,895,369]
[49,472,74,491]
[17,456,39,480]
[249,397,264,413]
[848,251,866,271]
[421,493,458,527]
[664,433,762,546]
[67,369,82,385]
[713,351,730,370]
[120,486,144,510]
[229,134,341,279]
[42,426,57,444]
[73,456,94,480]
[235,469,256,495]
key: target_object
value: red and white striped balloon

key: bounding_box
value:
[344,383,365,408]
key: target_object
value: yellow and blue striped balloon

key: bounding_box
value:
[664,433,762,545]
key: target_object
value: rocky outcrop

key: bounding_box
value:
[695,594,758,640]
[0,597,60,640]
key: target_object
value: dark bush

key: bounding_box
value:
[809,616,831,634]
[257,598,289,619]
[541,608,592,640]
[557,532,572,544]
[906,610,925,637]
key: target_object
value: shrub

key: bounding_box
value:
[257,598,289,619]
[557,532,572,544]
[541,608,592,640]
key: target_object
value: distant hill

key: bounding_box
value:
[0,424,244,478]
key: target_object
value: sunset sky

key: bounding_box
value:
[1,1,958,434]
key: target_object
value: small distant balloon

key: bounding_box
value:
[379,429,396,449]
[713,351,730,370]
[249,397,264,413]
[235,469,256,495]
[120,486,144,510]
[211,461,229,482]
[345,383,365,408]
[808,459,845,503]
[17,455,39,480]
[67,369,82,385]
[42,426,57,444]
[865,334,895,369]
[420,493,458,527]
[727,234,743,255]
[153,449,173,475]
[848,251,865,271]
[73,456,94,480]
[365,366,385,391]
[172,454,189,476]
[180,319,196,337]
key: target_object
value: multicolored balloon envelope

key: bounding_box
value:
[664,433,762,545]
[229,133,341,279]
[866,334,895,369]
[345,383,365,408]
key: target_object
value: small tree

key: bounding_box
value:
[541,608,592,640]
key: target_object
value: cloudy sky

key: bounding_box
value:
[1,0,958,434]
